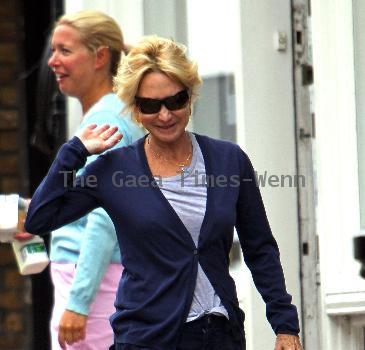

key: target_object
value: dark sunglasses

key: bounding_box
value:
[135,89,189,114]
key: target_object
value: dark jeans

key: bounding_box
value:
[110,314,245,350]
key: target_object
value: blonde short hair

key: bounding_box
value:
[114,35,202,120]
[55,10,125,76]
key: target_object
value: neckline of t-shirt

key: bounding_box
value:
[154,132,199,182]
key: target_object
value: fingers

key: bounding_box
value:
[99,125,119,140]
[58,310,87,348]
[84,123,122,143]
[86,123,97,131]
[75,123,124,154]
[58,325,85,347]
[105,132,123,148]
[58,331,66,349]
[95,124,123,149]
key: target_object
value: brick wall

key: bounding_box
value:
[0,0,32,349]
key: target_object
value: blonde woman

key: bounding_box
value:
[26,36,302,350]
[46,11,143,349]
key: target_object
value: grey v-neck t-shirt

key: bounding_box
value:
[155,133,229,322]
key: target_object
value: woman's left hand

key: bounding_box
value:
[275,334,303,350]
[75,123,123,155]
[58,310,88,349]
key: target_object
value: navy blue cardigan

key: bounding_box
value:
[25,134,299,349]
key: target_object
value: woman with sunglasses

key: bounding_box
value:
[45,11,144,350]
[25,35,303,350]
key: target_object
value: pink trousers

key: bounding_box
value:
[50,262,123,350]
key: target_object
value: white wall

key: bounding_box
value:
[236,1,302,349]
[311,0,364,348]
[186,0,240,77]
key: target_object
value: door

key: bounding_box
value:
[292,0,322,348]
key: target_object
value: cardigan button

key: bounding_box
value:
[193,249,198,255]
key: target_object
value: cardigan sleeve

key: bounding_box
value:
[235,149,300,336]
[25,137,100,235]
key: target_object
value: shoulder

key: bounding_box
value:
[82,93,123,123]
[80,94,144,145]
[78,94,123,133]
[194,133,252,171]
[194,133,245,156]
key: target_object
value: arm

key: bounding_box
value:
[26,124,122,349]
[58,122,126,347]
[65,135,129,313]
[58,208,118,348]
[67,208,118,315]
[25,124,122,235]
[25,137,98,235]
[235,150,302,349]
[64,114,131,315]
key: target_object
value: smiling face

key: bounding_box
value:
[136,71,190,146]
[48,24,96,99]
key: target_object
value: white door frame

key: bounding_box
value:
[291,0,322,348]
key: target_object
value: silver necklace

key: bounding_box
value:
[147,135,193,173]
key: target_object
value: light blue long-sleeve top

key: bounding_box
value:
[50,93,144,315]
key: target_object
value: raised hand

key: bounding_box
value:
[75,124,123,155]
